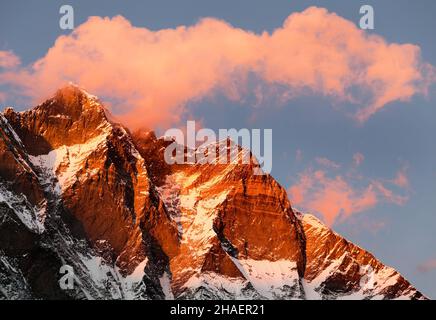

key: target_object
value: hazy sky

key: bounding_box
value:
[1,0,435,298]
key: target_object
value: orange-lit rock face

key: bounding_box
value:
[0,85,425,299]
[4,86,108,155]
[3,85,180,275]
[301,214,424,299]
[0,115,45,207]
[152,158,306,296]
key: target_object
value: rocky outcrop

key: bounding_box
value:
[300,214,424,299]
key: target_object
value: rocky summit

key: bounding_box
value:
[0,85,425,300]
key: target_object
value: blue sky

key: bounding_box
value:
[1,0,435,297]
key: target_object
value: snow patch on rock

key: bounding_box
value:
[231,258,301,299]
[77,252,148,300]
[29,130,109,193]
[0,184,46,233]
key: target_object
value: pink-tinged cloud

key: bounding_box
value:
[288,169,378,225]
[0,51,20,69]
[0,7,434,129]
[392,165,410,188]
[371,180,409,206]
[315,157,340,169]
[353,152,365,167]
[417,259,436,273]
[288,155,410,225]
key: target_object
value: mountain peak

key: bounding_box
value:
[2,86,111,154]
[37,84,104,120]
[55,83,99,101]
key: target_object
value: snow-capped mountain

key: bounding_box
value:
[0,85,425,300]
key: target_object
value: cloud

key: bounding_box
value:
[353,152,365,167]
[417,259,436,273]
[315,157,340,169]
[288,154,410,225]
[392,165,410,188]
[0,51,20,69]
[371,180,408,206]
[288,169,378,225]
[0,7,434,129]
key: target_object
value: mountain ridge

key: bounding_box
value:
[0,85,426,300]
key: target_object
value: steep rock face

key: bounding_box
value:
[130,130,172,186]
[300,214,424,300]
[0,113,86,299]
[3,86,108,155]
[3,85,179,289]
[155,150,306,298]
[0,85,426,300]
[0,115,45,210]
[0,115,46,233]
